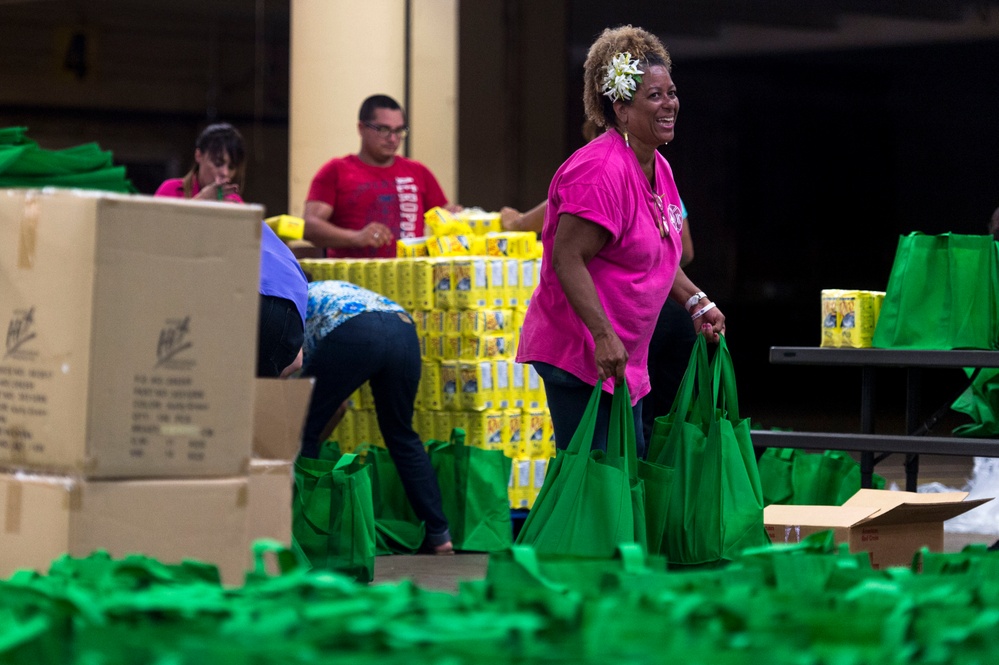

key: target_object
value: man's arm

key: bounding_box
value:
[302,200,392,250]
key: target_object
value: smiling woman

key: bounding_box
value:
[515,24,724,461]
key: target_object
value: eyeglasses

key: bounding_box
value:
[363,122,409,139]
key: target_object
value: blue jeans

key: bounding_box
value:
[301,311,450,546]
[532,362,647,460]
[257,295,304,378]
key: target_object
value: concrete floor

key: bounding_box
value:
[372,453,997,594]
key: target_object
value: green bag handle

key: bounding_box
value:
[451,427,467,446]
[710,335,741,422]
[659,335,712,465]
[248,539,307,580]
[606,381,638,482]
[563,383,604,455]
[614,542,648,574]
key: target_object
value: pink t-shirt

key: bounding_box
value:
[153,177,244,203]
[305,154,449,259]
[516,130,684,403]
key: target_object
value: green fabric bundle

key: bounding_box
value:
[0,125,136,193]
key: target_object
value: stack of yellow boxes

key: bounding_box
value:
[0,190,267,585]
[820,289,886,348]
[299,213,556,510]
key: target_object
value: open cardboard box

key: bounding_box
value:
[765,488,992,569]
[252,377,315,461]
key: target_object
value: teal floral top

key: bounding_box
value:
[304,280,405,357]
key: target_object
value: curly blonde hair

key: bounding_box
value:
[583,25,671,130]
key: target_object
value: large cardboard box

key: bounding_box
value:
[0,189,262,477]
[247,459,294,548]
[765,488,992,569]
[0,471,250,586]
[252,377,314,461]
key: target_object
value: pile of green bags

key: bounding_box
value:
[291,429,513,583]
[5,535,999,664]
[758,447,887,506]
[0,126,135,193]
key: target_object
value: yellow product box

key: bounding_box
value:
[518,258,537,309]
[412,259,436,310]
[350,408,368,445]
[298,258,318,281]
[462,332,512,360]
[359,381,375,410]
[328,259,347,282]
[486,258,507,308]
[459,361,494,411]
[820,289,842,348]
[493,358,512,409]
[411,310,428,334]
[504,408,523,458]
[504,258,521,308]
[424,334,444,361]
[459,208,502,236]
[462,308,510,334]
[485,231,535,258]
[347,260,366,289]
[513,307,527,332]
[440,361,460,411]
[394,259,414,310]
[432,258,455,310]
[523,407,547,457]
[379,259,398,302]
[335,409,356,453]
[427,234,472,258]
[872,290,885,327]
[444,309,463,335]
[433,410,453,443]
[427,309,447,334]
[452,257,490,310]
[506,361,526,409]
[840,290,877,349]
[464,409,505,452]
[397,236,429,258]
[443,333,462,361]
[345,385,363,411]
[532,457,550,505]
[510,457,531,509]
[363,259,383,295]
[415,409,435,443]
[264,214,305,241]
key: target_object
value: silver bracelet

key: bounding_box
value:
[685,291,707,313]
[691,301,717,320]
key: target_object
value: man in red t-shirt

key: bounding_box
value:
[303,94,460,259]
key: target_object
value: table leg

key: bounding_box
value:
[905,368,922,492]
[860,366,875,488]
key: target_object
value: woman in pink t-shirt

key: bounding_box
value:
[516,25,725,459]
[154,122,245,203]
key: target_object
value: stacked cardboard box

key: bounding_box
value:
[0,189,264,585]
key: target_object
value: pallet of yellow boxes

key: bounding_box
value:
[299,207,555,510]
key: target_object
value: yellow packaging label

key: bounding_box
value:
[459,209,502,236]
[394,259,413,310]
[265,214,305,241]
[419,360,444,411]
[411,310,428,333]
[425,334,444,361]
[396,237,429,258]
[363,260,383,295]
[485,231,535,258]
[486,258,506,308]
[432,258,454,310]
[518,259,536,310]
[840,290,876,349]
[524,407,546,457]
[412,259,436,310]
[510,457,531,509]
[443,333,462,361]
[415,409,435,442]
[347,260,366,289]
[440,361,459,411]
[493,358,511,409]
[543,409,555,455]
[820,289,842,348]
[444,309,462,335]
[380,260,398,302]
[509,362,526,409]
[504,258,520,308]
[330,259,349,282]
[504,408,523,458]
[459,361,494,411]
[433,410,453,443]
[532,457,550,501]
[427,309,446,334]
[462,308,509,334]
[453,257,489,310]
[873,290,885,327]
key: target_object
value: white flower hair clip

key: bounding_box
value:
[601,52,644,102]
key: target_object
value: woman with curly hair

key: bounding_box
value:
[516,24,725,458]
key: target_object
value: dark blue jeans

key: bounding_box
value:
[300,311,450,546]
[532,362,647,460]
[257,295,304,378]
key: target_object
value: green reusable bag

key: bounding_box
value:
[515,383,645,558]
[428,427,513,552]
[873,232,999,350]
[952,367,999,436]
[757,447,797,506]
[355,444,426,555]
[291,446,376,583]
[659,335,769,568]
[790,449,885,504]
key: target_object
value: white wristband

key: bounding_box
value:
[691,301,717,320]
[685,291,707,313]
